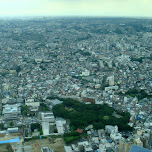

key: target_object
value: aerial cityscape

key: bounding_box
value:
[0,17,152,152]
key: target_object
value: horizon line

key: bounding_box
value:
[0,15,152,19]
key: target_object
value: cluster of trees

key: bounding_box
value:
[47,96,57,100]
[40,103,50,112]
[40,65,47,70]
[12,31,45,42]
[128,23,147,32]
[114,28,123,34]
[10,122,14,127]
[101,76,108,90]
[31,123,41,132]
[64,132,81,144]
[131,57,143,63]
[16,66,22,73]
[76,35,92,41]
[21,105,28,116]
[52,98,132,131]
[0,123,5,130]
[125,89,152,100]
[92,29,110,34]
[74,49,91,56]
[1,73,7,77]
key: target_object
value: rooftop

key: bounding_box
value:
[129,145,152,152]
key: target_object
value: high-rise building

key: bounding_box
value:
[108,75,114,86]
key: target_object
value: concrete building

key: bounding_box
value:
[119,138,135,152]
[2,104,21,120]
[64,146,73,152]
[84,145,93,152]
[41,112,55,124]
[41,112,55,135]
[35,58,43,63]
[42,121,50,135]
[110,132,122,143]
[108,75,115,86]
[25,98,40,112]
[105,86,119,92]
[105,125,118,134]
[7,127,19,133]
[41,147,54,152]
[78,141,89,152]
[81,69,90,76]
[56,120,64,134]
[98,144,106,152]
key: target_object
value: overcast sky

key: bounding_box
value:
[0,0,152,17]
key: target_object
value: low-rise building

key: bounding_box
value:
[41,147,54,152]
[2,104,21,120]
[7,127,19,133]
[105,125,118,134]
[25,98,40,112]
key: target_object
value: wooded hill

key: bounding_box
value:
[52,98,132,131]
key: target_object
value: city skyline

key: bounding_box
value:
[0,0,152,17]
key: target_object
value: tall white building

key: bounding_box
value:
[41,112,55,135]
[56,120,64,134]
[108,76,114,86]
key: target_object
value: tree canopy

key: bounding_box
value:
[125,89,152,100]
[52,98,132,131]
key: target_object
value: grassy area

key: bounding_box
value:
[24,136,47,142]
[64,136,80,144]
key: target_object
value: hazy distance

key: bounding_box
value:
[0,0,152,17]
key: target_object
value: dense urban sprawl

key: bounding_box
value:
[0,17,152,152]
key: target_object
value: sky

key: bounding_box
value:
[0,0,152,17]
